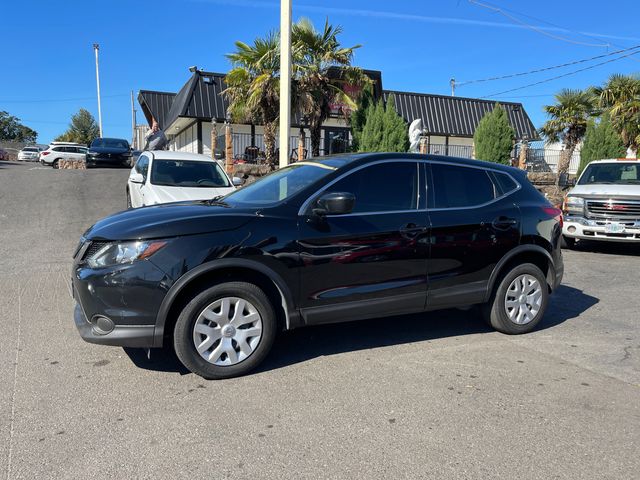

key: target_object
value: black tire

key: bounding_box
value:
[483,263,548,335]
[126,190,132,209]
[52,159,59,169]
[173,282,277,379]
[561,235,576,249]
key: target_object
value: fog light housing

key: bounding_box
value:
[567,226,576,233]
[91,315,115,335]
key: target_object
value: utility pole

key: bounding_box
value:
[93,43,103,137]
[279,0,292,169]
[450,77,456,97]
[130,91,136,148]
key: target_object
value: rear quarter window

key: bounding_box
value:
[491,171,519,196]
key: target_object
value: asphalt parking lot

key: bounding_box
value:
[0,160,639,479]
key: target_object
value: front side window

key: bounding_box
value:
[150,160,230,188]
[224,161,338,206]
[578,163,640,185]
[324,162,419,213]
[431,164,496,208]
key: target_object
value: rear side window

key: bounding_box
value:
[431,164,495,208]
[492,172,519,196]
[325,162,419,213]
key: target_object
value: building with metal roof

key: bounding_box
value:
[137,68,538,159]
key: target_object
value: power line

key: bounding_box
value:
[0,93,129,104]
[468,0,610,48]
[458,44,640,86]
[482,49,640,98]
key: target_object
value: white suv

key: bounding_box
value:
[40,143,88,168]
[562,159,640,246]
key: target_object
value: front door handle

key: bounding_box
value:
[400,223,428,238]
[491,216,518,230]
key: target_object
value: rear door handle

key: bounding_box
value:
[400,223,428,238]
[491,216,518,230]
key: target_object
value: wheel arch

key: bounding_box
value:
[484,245,556,302]
[153,259,299,347]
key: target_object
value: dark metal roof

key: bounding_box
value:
[163,71,229,129]
[384,90,539,140]
[137,90,176,129]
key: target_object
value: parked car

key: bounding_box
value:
[562,159,640,247]
[40,143,88,168]
[126,151,241,208]
[72,153,564,379]
[86,138,132,168]
[18,146,41,162]
[0,148,8,161]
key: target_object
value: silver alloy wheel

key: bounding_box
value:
[504,273,543,325]
[193,297,263,366]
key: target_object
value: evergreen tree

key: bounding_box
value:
[359,101,385,152]
[382,94,409,152]
[0,111,37,143]
[55,108,100,144]
[350,90,372,151]
[579,115,626,175]
[357,96,409,152]
[473,104,515,165]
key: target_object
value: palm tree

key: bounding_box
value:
[593,73,640,155]
[292,18,366,157]
[540,89,596,177]
[224,32,281,168]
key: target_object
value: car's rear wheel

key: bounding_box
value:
[173,282,276,379]
[561,235,576,249]
[52,159,59,169]
[483,263,548,334]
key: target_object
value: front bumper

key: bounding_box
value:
[72,256,171,348]
[563,215,640,242]
[86,155,130,167]
[74,304,155,347]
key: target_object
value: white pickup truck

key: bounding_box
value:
[562,159,640,247]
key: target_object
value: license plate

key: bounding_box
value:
[605,223,625,233]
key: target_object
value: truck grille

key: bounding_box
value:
[586,200,640,219]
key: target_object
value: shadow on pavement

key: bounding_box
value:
[569,240,640,256]
[123,285,598,377]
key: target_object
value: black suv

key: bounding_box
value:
[72,153,564,379]
[86,138,132,167]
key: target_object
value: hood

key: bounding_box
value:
[569,184,640,199]
[147,185,235,204]
[85,201,257,241]
[88,146,130,155]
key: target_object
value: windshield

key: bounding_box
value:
[223,162,337,206]
[23,147,38,152]
[150,159,230,188]
[90,138,129,149]
[578,163,640,185]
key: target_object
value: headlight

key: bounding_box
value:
[563,196,584,215]
[86,240,167,268]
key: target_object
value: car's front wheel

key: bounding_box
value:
[561,235,576,249]
[483,263,548,334]
[173,282,277,379]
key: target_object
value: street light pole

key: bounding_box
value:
[93,43,103,137]
[279,0,292,169]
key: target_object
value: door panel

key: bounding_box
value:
[426,163,521,308]
[297,161,429,323]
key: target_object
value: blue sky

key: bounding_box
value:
[2,0,640,143]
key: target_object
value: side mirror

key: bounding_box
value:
[232,176,243,187]
[313,192,355,216]
[129,172,144,184]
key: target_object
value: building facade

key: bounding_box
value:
[138,69,538,160]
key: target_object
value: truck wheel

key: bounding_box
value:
[173,282,276,379]
[483,263,548,335]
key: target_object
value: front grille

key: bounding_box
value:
[586,200,640,219]
[82,241,109,260]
